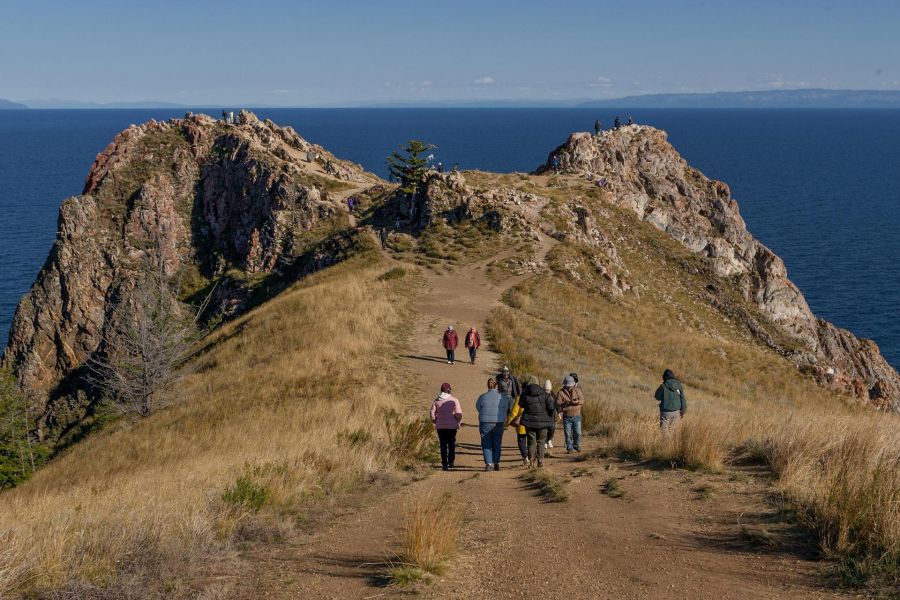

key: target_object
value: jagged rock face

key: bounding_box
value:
[2,112,376,429]
[539,127,899,411]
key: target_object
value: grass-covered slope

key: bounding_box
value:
[0,249,426,597]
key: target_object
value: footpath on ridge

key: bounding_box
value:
[235,239,848,600]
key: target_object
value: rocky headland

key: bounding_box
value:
[3,113,898,449]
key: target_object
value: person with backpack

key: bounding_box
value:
[464,327,481,365]
[556,375,584,453]
[505,392,529,467]
[519,376,556,468]
[442,325,459,364]
[496,366,522,400]
[594,119,602,136]
[429,382,462,470]
[654,369,686,431]
[476,379,510,471]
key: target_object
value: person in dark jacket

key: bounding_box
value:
[614,115,621,129]
[519,377,556,467]
[465,327,481,365]
[594,119,602,136]
[496,366,522,400]
[654,369,686,431]
[442,325,459,364]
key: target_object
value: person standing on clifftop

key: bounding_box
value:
[594,119,602,136]
[442,325,459,364]
[551,155,562,174]
[430,382,462,471]
[614,116,621,130]
[627,115,634,126]
[655,369,686,432]
[379,227,389,250]
[465,327,481,365]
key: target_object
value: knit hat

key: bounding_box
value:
[440,382,452,393]
[544,380,552,391]
[569,372,579,384]
[448,325,454,331]
[527,375,539,385]
[563,375,575,388]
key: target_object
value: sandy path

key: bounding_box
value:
[236,238,848,599]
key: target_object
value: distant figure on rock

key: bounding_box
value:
[519,376,556,468]
[614,116,621,130]
[430,382,462,471]
[452,162,459,172]
[379,227,389,250]
[442,325,459,364]
[551,155,562,174]
[476,378,510,471]
[496,365,522,400]
[465,327,481,365]
[655,369,686,431]
[556,374,584,453]
[437,162,444,173]
[594,119,602,136]
[627,115,634,126]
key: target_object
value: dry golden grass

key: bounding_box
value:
[0,252,419,597]
[397,489,462,576]
[488,208,900,587]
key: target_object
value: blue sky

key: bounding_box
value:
[2,0,899,105]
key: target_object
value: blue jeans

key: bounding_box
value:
[479,422,505,465]
[563,415,582,451]
[446,349,455,363]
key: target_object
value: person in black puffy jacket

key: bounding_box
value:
[518,377,556,467]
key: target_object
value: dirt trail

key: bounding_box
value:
[237,237,847,599]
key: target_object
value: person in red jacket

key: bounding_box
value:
[464,327,481,365]
[442,325,459,364]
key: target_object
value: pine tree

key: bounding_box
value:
[386,140,436,195]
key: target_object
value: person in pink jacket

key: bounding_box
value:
[430,382,463,470]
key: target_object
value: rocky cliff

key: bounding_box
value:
[537,126,900,410]
[2,111,380,438]
[4,116,898,444]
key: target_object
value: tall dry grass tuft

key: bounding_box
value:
[398,489,462,575]
[0,253,418,597]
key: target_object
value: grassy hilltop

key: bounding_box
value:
[0,115,897,597]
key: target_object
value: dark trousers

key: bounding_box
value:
[516,433,528,459]
[437,429,457,467]
[547,421,556,442]
[468,347,477,362]
[446,349,455,363]
[526,427,548,463]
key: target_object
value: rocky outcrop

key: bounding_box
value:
[538,126,900,410]
[2,112,379,436]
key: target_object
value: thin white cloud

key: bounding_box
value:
[588,76,614,88]
[473,76,495,85]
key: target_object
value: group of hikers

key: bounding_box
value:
[441,325,481,365]
[430,325,687,472]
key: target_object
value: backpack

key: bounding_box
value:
[661,382,683,411]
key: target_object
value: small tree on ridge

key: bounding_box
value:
[387,140,435,196]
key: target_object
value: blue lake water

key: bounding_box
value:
[1,108,898,367]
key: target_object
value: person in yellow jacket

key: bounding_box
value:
[505,394,530,467]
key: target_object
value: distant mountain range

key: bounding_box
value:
[0,99,28,109]
[3,89,900,110]
[579,89,900,109]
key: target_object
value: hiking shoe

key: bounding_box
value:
[442,465,449,471]
[547,440,554,448]
[448,464,455,469]
[522,458,530,468]
[493,464,500,471]
[566,449,573,454]
[447,360,452,364]
[537,460,544,468]
[484,464,492,472]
